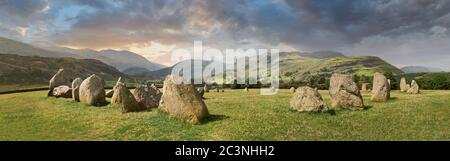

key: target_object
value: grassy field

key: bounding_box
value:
[0,89,448,141]
[0,84,48,92]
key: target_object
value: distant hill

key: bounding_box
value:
[44,47,166,72]
[135,51,402,82]
[279,54,403,81]
[0,37,165,72]
[0,54,125,85]
[122,67,151,76]
[401,66,444,73]
[0,37,76,58]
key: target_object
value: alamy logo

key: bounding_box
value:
[170,41,279,95]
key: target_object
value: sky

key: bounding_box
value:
[0,0,449,69]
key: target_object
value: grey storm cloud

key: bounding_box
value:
[0,0,49,26]
[0,0,449,69]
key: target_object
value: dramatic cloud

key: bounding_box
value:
[0,0,449,69]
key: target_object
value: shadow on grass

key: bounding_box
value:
[289,109,337,116]
[201,114,230,124]
[363,105,373,110]
[389,97,399,101]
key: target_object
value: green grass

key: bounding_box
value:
[0,84,47,92]
[0,89,449,141]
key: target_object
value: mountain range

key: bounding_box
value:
[134,51,403,82]
[0,37,165,73]
[400,66,444,74]
[0,36,405,86]
[0,54,124,85]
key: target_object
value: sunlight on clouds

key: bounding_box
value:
[15,27,28,36]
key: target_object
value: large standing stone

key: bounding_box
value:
[329,74,364,109]
[290,86,328,112]
[400,77,408,92]
[52,85,72,98]
[112,83,141,112]
[133,84,162,109]
[290,87,296,93]
[113,77,125,90]
[79,74,106,106]
[71,78,83,101]
[48,69,72,96]
[159,76,209,124]
[407,80,420,94]
[371,73,391,101]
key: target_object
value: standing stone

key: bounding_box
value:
[407,80,420,94]
[215,88,220,92]
[79,74,106,106]
[371,73,391,101]
[197,88,205,99]
[290,86,328,112]
[133,84,162,109]
[388,79,391,88]
[244,87,249,92]
[400,77,408,92]
[221,89,225,92]
[52,85,72,98]
[406,84,411,92]
[159,76,209,124]
[112,83,141,112]
[204,84,210,93]
[329,74,364,109]
[71,78,83,101]
[290,87,296,93]
[48,69,72,96]
[105,90,114,98]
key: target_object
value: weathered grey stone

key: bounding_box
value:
[371,73,391,102]
[329,74,364,109]
[400,77,408,92]
[48,69,72,96]
[244,87,249,92]
[111,83,141,112]
[79,74,106,106]
[407,80,420,94]
[290,86,328,112]
[71,78,83,101]
[53,85,72,98]
[159,76,209,124]
[133,84,162,109]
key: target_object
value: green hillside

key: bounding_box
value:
[0,54,125,87]
[280,55,403,81]
[141,51,403,84]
